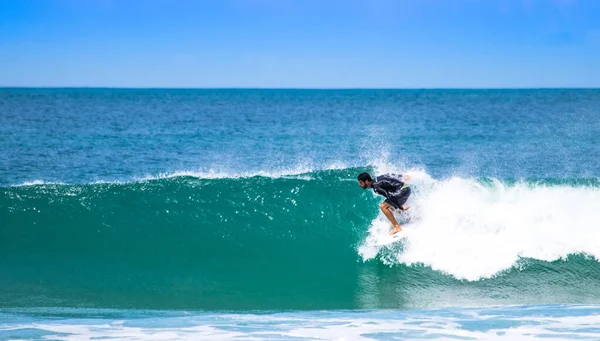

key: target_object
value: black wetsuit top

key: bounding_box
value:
[372,173,411,209]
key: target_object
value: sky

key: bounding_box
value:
[0,0,599,88]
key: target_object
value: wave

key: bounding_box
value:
[359,174,600,280]
[2,167,600,309]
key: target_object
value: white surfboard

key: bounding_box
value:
[375,230,408,246]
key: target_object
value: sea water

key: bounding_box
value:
[1,88,600,340]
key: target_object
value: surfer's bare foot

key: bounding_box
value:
[390,225,402,235]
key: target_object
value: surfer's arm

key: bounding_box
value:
[372,182,391,199]
[375,174,407,192]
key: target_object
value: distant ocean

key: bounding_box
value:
[1,88,600,340]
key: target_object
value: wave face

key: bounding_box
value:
[2,168,600,310]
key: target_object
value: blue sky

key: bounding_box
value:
[1,0,599,88]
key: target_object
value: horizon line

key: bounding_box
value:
[1,86,599,90]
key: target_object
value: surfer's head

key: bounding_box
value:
[357,172,372,189]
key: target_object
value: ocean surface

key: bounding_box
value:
[1,88,600,340]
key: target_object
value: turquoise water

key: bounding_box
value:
[1,89,600,339]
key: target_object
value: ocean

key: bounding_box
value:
[1,88,600,340]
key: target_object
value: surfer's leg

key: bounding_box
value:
[380,200,402,235]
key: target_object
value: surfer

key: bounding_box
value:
[358,172,412,235]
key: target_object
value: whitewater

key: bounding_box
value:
[360,170,600,280]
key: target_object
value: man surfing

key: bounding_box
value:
[358,172,412,235]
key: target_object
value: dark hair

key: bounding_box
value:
[357,172,372,182]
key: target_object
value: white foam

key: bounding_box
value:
[13,180,66,187]
[4,306,600,341]
[133,161,353,181]
[8,150,412,185]
[360,174,600,281]
[7,162,352,187]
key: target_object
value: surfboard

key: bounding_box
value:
[375,230,408,246]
